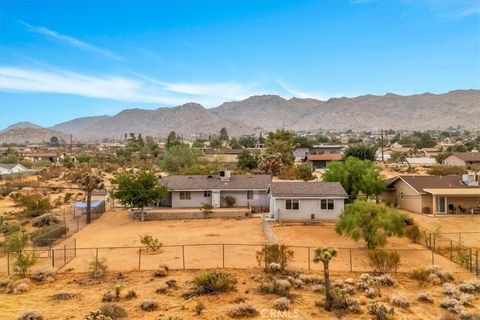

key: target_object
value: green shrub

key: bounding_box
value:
[30,224,67,247]
[256,244,294,272]
[368,249,400,274]
[14,252,36,278]
[89,256,107,278]
[409,268,430,287]
[192,271,236,295]
[406,224,422,243]
[99,303,127,319]
[139,234,162,252]
[200,203,214,217]
[428,165,466,176]
[14,192,52,217]
[222,195,236,208]
[32,213,61,227]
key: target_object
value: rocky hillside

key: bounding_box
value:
[0,127,70,144]
[0,121,42,133]
[1,89,478,143]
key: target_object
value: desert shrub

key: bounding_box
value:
[200,203,214,217]
[166,279,177,288]
[256,244,294,272]
[368,249,400,274]
[195,302,205,315]
[14,252,36,278]
[17,311,43,320]
[192,271,236,295]
[83,310,113,320]
[89,256,107,278]
[367,301,395,319]
[153,264,169,277]
[428,165,466,176]
[426,265,454,284]
[125,290,137,299]
[30,268,56,282]
[51,292,77,300]
[228,302,258,318]
[459,278,480,293]
[14,192,52,217]
[102,291,118,302]
[139,234,162,252]
[99,303,127,319]
[417,292,434,303]
[156,284,169,294]
[268,262,282,274]
[0,218,22,235]
[410,268,430,287]
[439,314,459,320]
[298,274,323,285]
[258,279,291,297]
[140,299,158,311]
[63,193,74,203]
[222,195,236,208]
[390,294,410,308]
[406,224,422,243]
[30,224,67,247]
[273,297,290,311]
[32,213,61,227]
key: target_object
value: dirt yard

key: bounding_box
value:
[1,269,479,320]
[270,223,469,274]
[408,212,480,248]
[48,210,267,273]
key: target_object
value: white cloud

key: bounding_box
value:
[20,21,123,61]
[0,66,259,107]
[275,79,346,101]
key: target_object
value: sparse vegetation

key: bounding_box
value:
[367,249,401,274]
[139,234,162,251]
[99,303,127,319]
[192,271,236,295]
[228,302,258,318]
[256,244,294,272]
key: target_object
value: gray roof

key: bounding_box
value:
[269,181,348,198]
[161,175,272,191]
[0,163,21,170]
[386,175,479,193]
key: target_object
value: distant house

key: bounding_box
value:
[406,157,437,167]
[293,148,310,162]
[380,175,480,216]
[305,153,343,169]
[160,171,271,208]
[443,152,480,168]
[268,181,348,221]
[0,163,28,175]
[308,145,347,155]
[23,152,59,163]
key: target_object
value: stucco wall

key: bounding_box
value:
[272,198,344,221]
[171,191,210,208]
[443,155,466,166]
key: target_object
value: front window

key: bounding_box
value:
[180,191,191,200]
[321,199,335,210]
[286,199,299,210]
[247,191,253,200]
[204,191,211,197]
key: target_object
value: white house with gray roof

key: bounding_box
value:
[0,163,28,175]
[160,171,271,208]
[268,181,348,222]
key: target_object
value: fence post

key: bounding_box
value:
[74,238,77,257]
[450,240,453,261]
[308,247,311,271]
[138,247,142,270]
[182,245,185,270]
[476,250,479,276]
[95,248,99,272]
[63,245,66,266]
[7,251,10,276]
[222,244,225,268]
[429,233,432,249]
[431,249,434,266]
[470,248,473,272]
[349,249,353,272]
[52,249,55,268]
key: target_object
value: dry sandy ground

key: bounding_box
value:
[271,223,469,274]
[1,269,479,320]
[408,212,480,248]
[45,211,267,273]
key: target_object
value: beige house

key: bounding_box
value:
[442,152,480,168]
[381,175,480,216]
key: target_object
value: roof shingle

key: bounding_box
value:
[161,174,271,191]
[269,181,348,198]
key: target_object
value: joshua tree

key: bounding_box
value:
[78,170,104,224]
[313,247,338,311]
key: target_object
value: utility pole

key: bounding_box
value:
[70,134,73,152]
[381,129,385,163]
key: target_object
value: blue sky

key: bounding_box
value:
[1,0,479,128]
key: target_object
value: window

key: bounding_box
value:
[247,191,253,200]
[179,191,191,200]
[400,192,404,199]
[204,191,211,197]
[321,199,335,210]
[286,199,299,210]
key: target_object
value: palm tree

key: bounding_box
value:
[78,170,104,224]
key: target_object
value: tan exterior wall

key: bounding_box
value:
[443,155,466,166]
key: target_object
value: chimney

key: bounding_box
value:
[219,170,231,181]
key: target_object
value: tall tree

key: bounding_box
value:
[219,127,229,142]
[78,170,104,224]
[237,151,258,171]
[265,129,295,168]
[166,131,179,149]
[112,170,167,221]
[295,163,315,181]
[160,144,199,173]
[258,152,283,176]
[323,157,384,200]
[343,145,377,161]
[336,201,407,249]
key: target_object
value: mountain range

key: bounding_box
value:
[1,89,479,144]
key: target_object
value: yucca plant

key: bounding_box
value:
[192,271,236,295]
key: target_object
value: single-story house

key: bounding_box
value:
[0,163,28,175]
[23,152,59,163]
[308,145,347,155]
[406,157,437,167]
[268,181,348,221]
[380,175,480,216]
[305,153,343,169]
[293,148,310,162]
[160,171,271,208]
[443,152,480,168]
